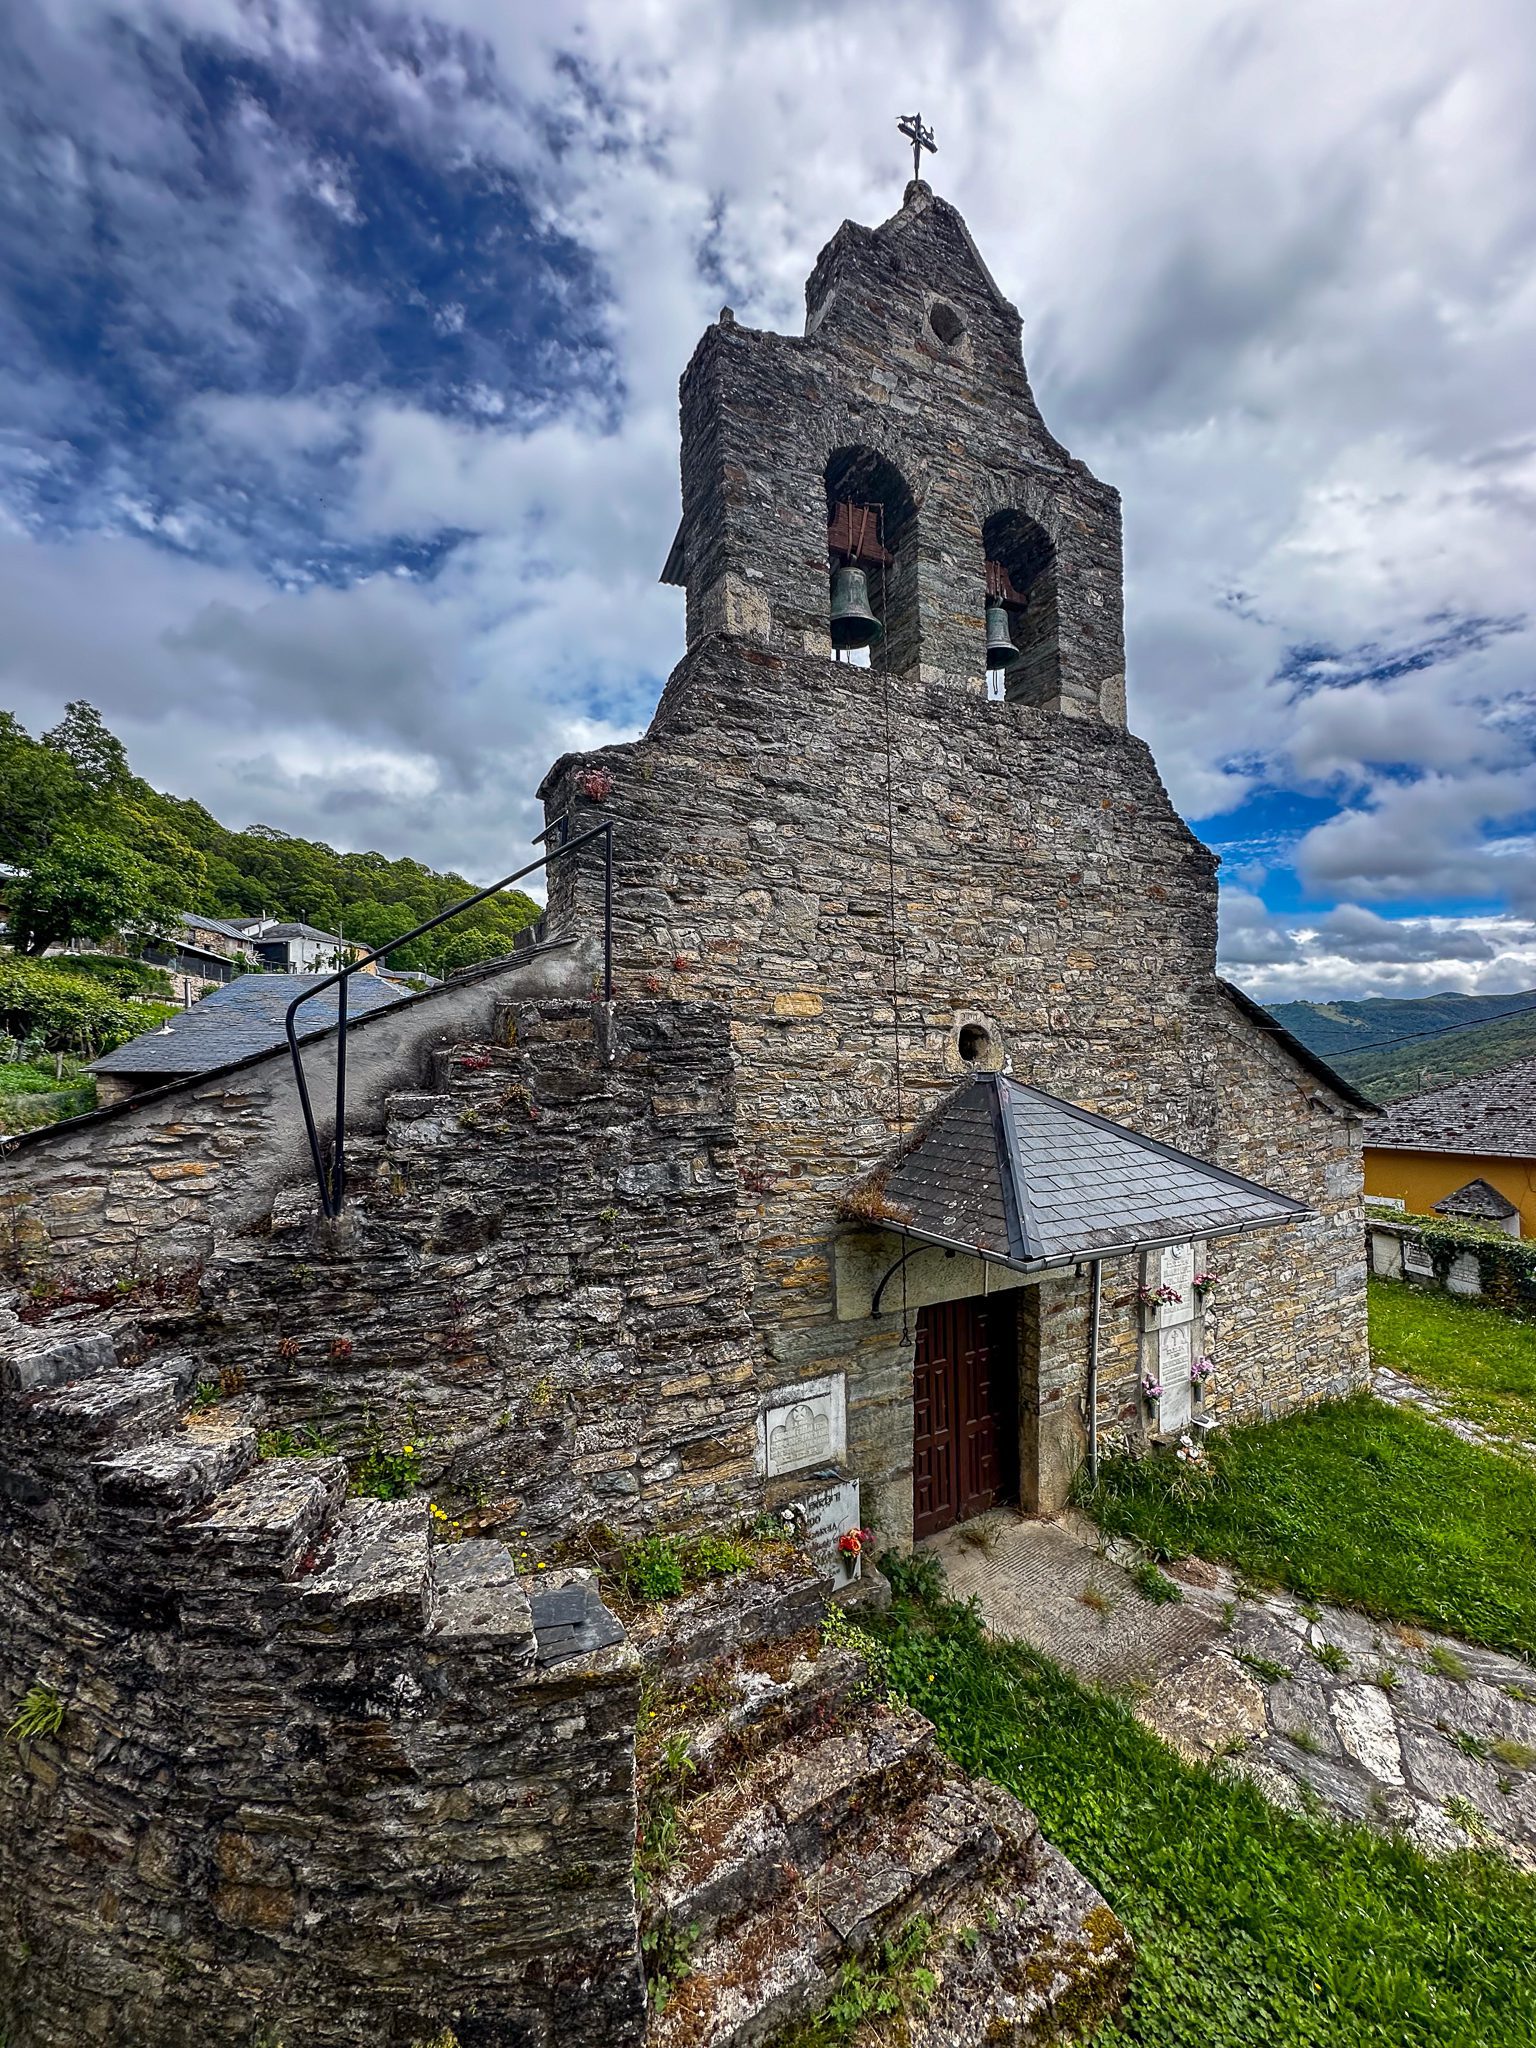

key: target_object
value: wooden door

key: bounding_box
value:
[913,1298,1016,1540]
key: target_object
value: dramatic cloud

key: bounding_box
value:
[0,0,1533,993]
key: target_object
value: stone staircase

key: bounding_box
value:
[1,1312,647,2048]
[631,1570,1132,2048]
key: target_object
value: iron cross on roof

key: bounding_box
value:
[898,112,936,183]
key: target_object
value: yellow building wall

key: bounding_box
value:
[1363,1148,1536,1238]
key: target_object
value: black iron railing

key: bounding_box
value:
[285,816,613,1218]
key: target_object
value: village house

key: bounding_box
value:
[1365,1053,1536,1238]
[0,174,1372,2047]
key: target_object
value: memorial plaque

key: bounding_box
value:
[796,1478,862,1580]
[1403,1239,1434,1277]
[757,1373,846,1477]
[1159,1242,1196,1325]
[1157,1322,1193,1431]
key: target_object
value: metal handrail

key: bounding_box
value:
[285,816,614,1218]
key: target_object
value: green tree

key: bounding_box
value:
[10,830,168,955]
[0,712,91,866]
[41,700,131,795]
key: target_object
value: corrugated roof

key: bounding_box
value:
[1367,1054,1536,1162]
[846,1074,1309,1268]
[90,974,409,1077]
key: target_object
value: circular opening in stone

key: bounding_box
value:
[928,301,965,347]
[957,1022,991,1063]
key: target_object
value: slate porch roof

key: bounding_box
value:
[844,1074,1310,1270]
[90,973,411,1079]
[1432,1178,1520,1222]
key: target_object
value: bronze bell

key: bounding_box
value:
[830,564,882,650]
[986,600,1020,670]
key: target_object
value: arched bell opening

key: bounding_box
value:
[825,448,919,677]
[983,509,1060,706]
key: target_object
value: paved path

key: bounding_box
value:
[930,1512,1536,1868]
[1372,1363,1536,1462]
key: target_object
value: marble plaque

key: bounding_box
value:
[757,1373,846,1477]
[1157,1322,1193,1432]
[797,1478,862,1580]
[1403,1239,1434,1277]
[1158,1242,1196,1325]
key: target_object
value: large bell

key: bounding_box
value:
[986,600,1021,670]
[830,564,882,651]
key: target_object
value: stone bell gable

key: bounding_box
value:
[660,180,1126,722]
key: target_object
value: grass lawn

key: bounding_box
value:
[1082,1393,1536,1663]
[1370,1275,1536,1443]
[870,1594,1536,2048]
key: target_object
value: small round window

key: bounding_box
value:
[958,1022,991,1064]
[928,301,965,347]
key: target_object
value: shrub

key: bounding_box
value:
[34,952,174,999]
[0,953,143,1055]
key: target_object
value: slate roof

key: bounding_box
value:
[1431,1178,1520,1222]
[1366,1054,1536,1161]
[90,973,410,1078]
[180,913,260,944]
[845,1074,1309,1269]
[247,921,348,944]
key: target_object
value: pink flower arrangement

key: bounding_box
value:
[1133,1282,1182,1311]
[1190,1356,1216,1384]
[1141,1374,1163,1403]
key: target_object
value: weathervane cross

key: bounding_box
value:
[898,112,936,183]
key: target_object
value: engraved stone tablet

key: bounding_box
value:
[757,1373,847,1477]
[797,1478,862,1580]
[1157,1322,1193,1431]
[1159,1242,1196,1325]
[1403,1239,1434,1277]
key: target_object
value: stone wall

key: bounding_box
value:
[0,1321,644,2048]
[0,942,595,1287]
[203,998,757,1544]
[540,640,1368,1540]
[2,995,758,1549]
[1369,1215,1536,1321]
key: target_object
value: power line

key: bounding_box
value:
[1323,993,1536,1060]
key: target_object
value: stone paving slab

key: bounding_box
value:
[1373,1364,1536,1462]
[927,1511,1536,1868]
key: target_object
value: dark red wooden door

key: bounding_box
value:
[912,1298,1016,1539]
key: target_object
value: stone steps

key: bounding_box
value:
[636,1565,1133,2048]
[652,1699,939,1945]
[23,1365,184,1458]
[650,1774,1008,2048]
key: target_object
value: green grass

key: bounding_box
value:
[0,1059,96,1132]
[869,1594,1536,2047]
[1370,1276,1536,1442]
[1082,1393,1536,1663]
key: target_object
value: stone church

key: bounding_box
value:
[541,172,1372,1547]
[0,177,1371,2047]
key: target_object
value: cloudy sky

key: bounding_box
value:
[1,0,1533,1002]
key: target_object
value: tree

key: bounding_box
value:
[41,701,130,796]
[10,830,165,955]
[0,712,92,868]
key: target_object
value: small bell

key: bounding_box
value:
[830,564,882,651]
[986,600,1021,670]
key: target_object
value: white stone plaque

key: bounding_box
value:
[795,1478,862,1580]
[1157,1322,1193,1432]
[1403,1239,1434,1277]
[757,1373,846,1477]
[1158,1242,1196,1326]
